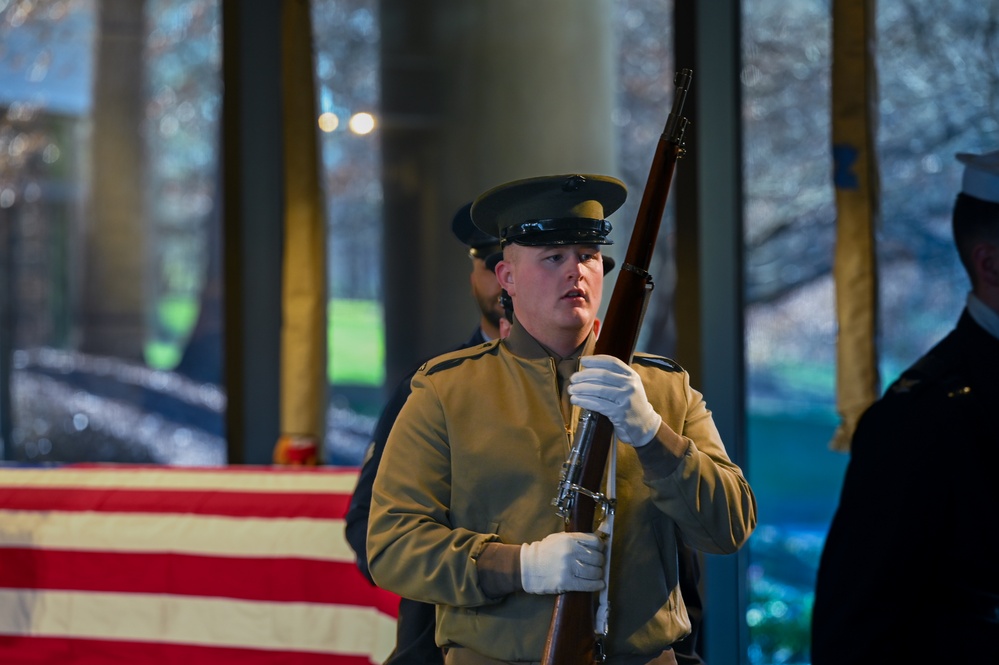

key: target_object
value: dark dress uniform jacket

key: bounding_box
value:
[811,310,999,664]
[367,323,756,663]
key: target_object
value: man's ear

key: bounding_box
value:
[972,242,999,287]
[496,262,514,287]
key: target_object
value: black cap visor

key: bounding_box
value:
[501,218,613,247]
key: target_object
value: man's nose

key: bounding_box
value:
[565,257,585,278]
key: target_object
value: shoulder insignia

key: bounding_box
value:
[888,375,922,394]
[887,352,972,400]
[940,375,973,400]
[633,354,683,373]
[423,341,500,376]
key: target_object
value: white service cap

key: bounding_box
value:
[956,150,999,204]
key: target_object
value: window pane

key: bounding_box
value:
[742,2,840,657]
[0,0,224,464]
[743,0,999,662]
[311,0,383,466]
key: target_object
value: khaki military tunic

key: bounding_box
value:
[367,322,756,664]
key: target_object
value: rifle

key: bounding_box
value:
[541,67,692,665]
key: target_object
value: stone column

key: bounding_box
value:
[380,0,617,386]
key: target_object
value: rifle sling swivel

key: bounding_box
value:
[561,483,616,520]
[621,261,655,288]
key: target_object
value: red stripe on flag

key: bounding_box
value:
[63,463,361,478]
[0,465,399,662]
[0,486,349,518]
[0,635,378,665]
[0,548,399,616]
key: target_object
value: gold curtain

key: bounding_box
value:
[274,0,327,465]
[829,0,880,452]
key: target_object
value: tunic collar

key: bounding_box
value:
[504,319,597,362]
[966,292,999,341]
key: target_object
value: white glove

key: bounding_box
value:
[520,532,606,594]
[568,354,662,447]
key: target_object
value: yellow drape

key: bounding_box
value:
[275,0,327,465]
[830,0,880,452]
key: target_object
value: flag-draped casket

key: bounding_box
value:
[0,464,398,664]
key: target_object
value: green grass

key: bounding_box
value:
[143,296,385,388]
[145,340,183,369]
[145,296,200,370]
[158,296,200,336]
[329,298,384,386]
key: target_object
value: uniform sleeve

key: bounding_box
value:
[635,366,757,555]
[343,370,414,583]
[366,370,503,607]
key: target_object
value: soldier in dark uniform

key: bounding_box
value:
[366,174,756,665]
[811,150,999,664]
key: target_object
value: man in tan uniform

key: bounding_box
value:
[367,173,756,664]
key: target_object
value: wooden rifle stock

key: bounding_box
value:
[541,67,692,665]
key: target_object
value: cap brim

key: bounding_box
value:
[452,201,502,250]
[507,228,614,247]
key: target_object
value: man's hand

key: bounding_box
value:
[568,354,662,447]
[520,532,606,594]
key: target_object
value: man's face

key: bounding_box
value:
[469,256,504,328]
[496,243,603,339]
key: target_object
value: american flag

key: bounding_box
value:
[0,464,398,664]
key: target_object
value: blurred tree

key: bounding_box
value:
[78,0,147,359]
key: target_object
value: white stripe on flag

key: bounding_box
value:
[0,588,396,660]
[0,511,354,561]
[0,467,359,494]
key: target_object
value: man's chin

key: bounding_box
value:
[557,309,596,331]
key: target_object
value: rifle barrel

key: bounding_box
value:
[540,67,693,665]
